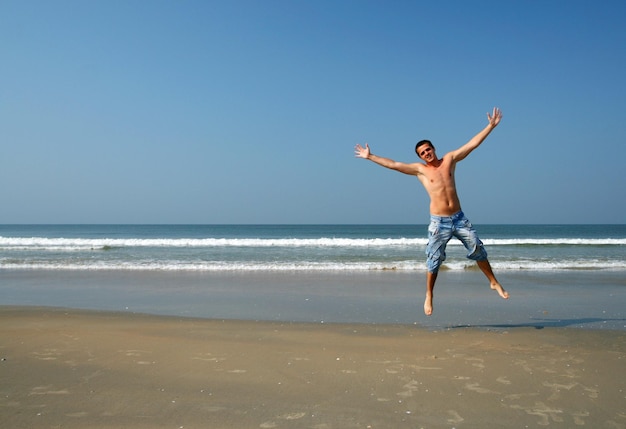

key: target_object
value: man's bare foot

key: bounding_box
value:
[424,294,433,316]
[491,282,509,299]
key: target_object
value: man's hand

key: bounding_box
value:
[354,143,370,159]
[487,107,502,128]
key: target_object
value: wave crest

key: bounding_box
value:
[1,236,624,250]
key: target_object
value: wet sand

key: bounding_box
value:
[2,270,625,330]
[1,306,624,428]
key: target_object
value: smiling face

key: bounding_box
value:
[415,140,436,162]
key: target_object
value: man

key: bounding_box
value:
[354,107,509,316]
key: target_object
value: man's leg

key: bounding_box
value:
[424,216,450,316]
[453,213,509,301]
[424,271,438,316]
[476,259,509,299]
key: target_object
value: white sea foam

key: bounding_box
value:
[1,236,624,250]
[2,231,624,273]
[2,258,625,272]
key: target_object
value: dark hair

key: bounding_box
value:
[415,139,433,155]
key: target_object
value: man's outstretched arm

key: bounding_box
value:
[449,107,502,162]
[355,143,421,176]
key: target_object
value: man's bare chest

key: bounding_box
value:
[420,162,455,186]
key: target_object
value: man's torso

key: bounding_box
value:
[416,154,462,216]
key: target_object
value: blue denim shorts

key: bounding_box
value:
[425,211,487,273]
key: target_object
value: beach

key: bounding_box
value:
[1,306,624,429]
[1,224,625,427]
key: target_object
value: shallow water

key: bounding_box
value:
[2,269,624,330]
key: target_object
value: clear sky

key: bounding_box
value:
[2,0,625,224]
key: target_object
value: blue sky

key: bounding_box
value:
[2,0,625,224]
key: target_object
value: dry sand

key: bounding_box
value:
[0,306,624,429]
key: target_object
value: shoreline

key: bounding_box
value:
[2,269,625,331]
[1,305,625,428]
[1,303,625,333]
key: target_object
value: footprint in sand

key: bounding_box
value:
[447,410,464,424]
[261,412,307,427]
[29,386,69,395]
[192,353,227,362]
[581,384,599,399]
[278,412,307,420]
[397,380,419,398]
[543,380,598,400]
[543,381,578,400]
[510,401,564,425]
[32,349,62,361]
[119,349,151,357]
[465,357,485,369]
[118,349,155,364]
[385,365,402,374]
[505,392,539,400]
[496,376,511,385]
[572,410,589,425]
[464,382,498,394]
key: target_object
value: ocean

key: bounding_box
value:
[1,224,625,329]
[1,224,625,272]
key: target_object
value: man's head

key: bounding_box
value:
[415,140,435,161]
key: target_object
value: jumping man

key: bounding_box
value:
[354,107,509,315]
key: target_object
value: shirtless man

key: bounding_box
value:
[354,107,509,315]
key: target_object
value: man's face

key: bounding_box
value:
[417,144,435,162]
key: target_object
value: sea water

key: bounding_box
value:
[1,224,625,329]
[1,224,625,272]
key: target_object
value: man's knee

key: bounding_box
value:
[467,244,488,261]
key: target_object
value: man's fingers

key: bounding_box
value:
[488,107,502,123]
